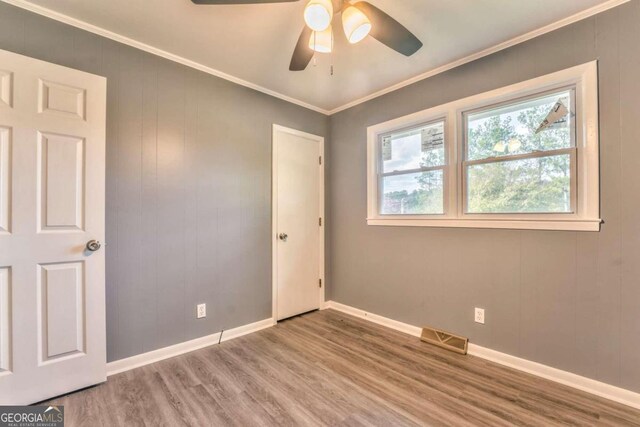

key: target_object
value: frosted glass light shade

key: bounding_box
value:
[309,26,333,53]
[342,5,371,44]
[304,0,333,32]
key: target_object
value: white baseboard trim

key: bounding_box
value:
[219,318,274,343]
[324,301,640,410]
[106,318,274,376]
[324,301,422,337]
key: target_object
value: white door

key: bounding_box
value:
[0,49,107,404]
[273,125,324,321]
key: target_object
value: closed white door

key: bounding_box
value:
[0,49,107,404]
[273,125,324,321]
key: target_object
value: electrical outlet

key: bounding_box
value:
[474,307,485,324]
[197,303,206,319]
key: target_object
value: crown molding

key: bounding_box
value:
[327,0,630,115]
[1,0,630,116]
[0,0,331,115]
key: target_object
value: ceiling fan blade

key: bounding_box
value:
[289,26,314,71]
[353,1,422,56]
[192,0,298,4]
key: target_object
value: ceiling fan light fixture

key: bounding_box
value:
[309,25,333,53]
[304,0,333,32]
[342,5,371,44]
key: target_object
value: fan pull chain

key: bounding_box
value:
[312,31,318,67]
[330,29,334,76]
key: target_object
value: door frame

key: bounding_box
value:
[272,124,325,323]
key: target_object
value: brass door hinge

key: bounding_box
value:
[319,217,322,226]
[319,278,322,288]
[319,156,322,165]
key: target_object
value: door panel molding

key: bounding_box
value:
[0,70,12,108]
[38,79,86,120]
[0,267,11,375]
[0,127,10,234]
[37,262,86,364]
[37,132,85,232]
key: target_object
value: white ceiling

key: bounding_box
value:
[15,0,616,112]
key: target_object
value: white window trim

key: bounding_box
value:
[366,61,600,232]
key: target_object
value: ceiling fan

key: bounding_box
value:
[191,0,423,71]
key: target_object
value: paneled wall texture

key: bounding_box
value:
[0,2,327,362]
[328,0,640,393]
[2,0,640,395]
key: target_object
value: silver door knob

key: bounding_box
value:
[86,240,101,252]
[278,233,288,242]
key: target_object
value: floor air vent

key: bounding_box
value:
[420,327,468,355]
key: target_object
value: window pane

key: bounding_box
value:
[466,90,573,161]
[381,170,444,215]
[382,121,445,173]
[466,154,571,213]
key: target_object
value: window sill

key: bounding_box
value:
[366,218,602,232]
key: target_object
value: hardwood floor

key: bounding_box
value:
[45,309,640,426]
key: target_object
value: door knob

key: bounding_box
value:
[278,233,288,242]
[86,240,101,252]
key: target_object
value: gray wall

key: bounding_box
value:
[328,1,640,393]
[0,2,327,362]
[3,0,639,395]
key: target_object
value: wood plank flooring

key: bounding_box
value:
[45,309,640,426]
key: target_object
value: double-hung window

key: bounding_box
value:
[463,88,576,215]
[367,62,600,231]
[379,120,446,215]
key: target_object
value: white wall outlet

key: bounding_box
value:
[196,303,206,319]
[474,307,485,324]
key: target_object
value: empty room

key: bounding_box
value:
[0,0,639,425]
